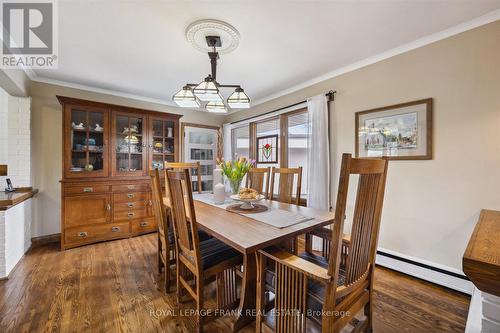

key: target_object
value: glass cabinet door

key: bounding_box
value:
[65,106,108,178]
[113,112,147,176]
[150,118,177,170]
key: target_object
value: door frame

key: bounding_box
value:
[181,122,221,192]
[180,122,221,162]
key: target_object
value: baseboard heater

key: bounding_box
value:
[375,249,473,295]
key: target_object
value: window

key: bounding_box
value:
[231,125,250,160]
[287,111,311,198]
[229,107,312,203]
[256,117,280,168]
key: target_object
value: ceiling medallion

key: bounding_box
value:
[185,19,240,55]
[173,20,250,113]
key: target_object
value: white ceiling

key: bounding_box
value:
[33,1,500,110]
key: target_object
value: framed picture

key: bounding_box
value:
[355,98,432,160]
[256,134,278,163]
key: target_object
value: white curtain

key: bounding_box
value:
[307,94,330,250]
[222,123,232,161]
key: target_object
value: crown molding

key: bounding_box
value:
[20,9,500,111]
[251,9,500,107]
[28,74,179,108]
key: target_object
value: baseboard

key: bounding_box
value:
[375,248,473,295]
[31,233,60,247]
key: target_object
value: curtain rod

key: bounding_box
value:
[230,90,336,125]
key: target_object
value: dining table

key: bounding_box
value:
[163,194,335,332]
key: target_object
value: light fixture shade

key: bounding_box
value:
[227,87,250,108]
[206,100,227,113]
[193,76,221,101]
[173,86,200,108]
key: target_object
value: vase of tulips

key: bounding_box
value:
[217,157,255,194]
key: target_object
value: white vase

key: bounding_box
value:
[213,183,225,204]
[167,127,173,138]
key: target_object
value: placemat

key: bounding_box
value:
[193,193,314,229]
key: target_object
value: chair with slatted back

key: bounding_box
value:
[256,153,388,333]
[269,166,303,253]
[166,169,243,333]
[269,166,302,205]
[164,161,203,193]
[149,169,176,292]
[246,167,271,197]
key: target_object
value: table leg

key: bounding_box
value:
[232,252,257,332]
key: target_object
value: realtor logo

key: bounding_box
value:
[1,0,58,68]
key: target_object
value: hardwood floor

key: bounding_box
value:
[0,234,469,333]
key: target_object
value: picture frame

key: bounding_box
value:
[355,98,432,160]
[256,134,278,163]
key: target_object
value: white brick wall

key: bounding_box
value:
[0,88,32,278]
[5,96,31,187]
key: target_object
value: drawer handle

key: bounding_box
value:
[111,226,121,232]
[147,200,153,206]
[140,221,148,227]
[127,193,134,199]
[106,204,111,211]
[83,187,93,193]
[127,212,135,218]
[127,203,134,208]
[127,185,135,189]
[78,231,88,238]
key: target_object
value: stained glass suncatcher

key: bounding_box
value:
[256,135,278,163]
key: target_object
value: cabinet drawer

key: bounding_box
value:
[64,194,112,227]
[113,199,151,212]
[112,183,150,193]
[114,207,151,221]
[65,184,110,195]
[131,218,157,235]
[113,191,150,203]
[65,222,130,246]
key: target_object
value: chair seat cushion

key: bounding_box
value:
[166,228,211,245]
[200,238,241,270]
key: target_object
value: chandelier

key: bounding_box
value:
[173,35,250,113]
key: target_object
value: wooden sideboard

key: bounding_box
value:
[59,96,182,250]
[463,209,500,295]
[463,209,500,332]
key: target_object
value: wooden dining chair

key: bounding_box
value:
[269,166,303,205]
[256,153,388,333]
[166,169,243,333]
[164,161,203,193]
[246,167,271,197]
[269,166,303,253]
[149,169,176,293]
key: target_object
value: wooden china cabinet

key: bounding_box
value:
[59,96,181,250]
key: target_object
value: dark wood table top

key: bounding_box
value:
[0,187,39,211]
[463,209,500,296]
[192,199,335,254]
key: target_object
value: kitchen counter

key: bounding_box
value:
[0,187,39,211]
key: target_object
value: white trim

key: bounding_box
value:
[29,75,179,107]
[465,287,482,333]
[376,247,473,295]
[252,9,500,107]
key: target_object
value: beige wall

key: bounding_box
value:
[226,21,500,271]
[30,81,223,237]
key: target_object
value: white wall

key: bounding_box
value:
[225,21,500,273]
